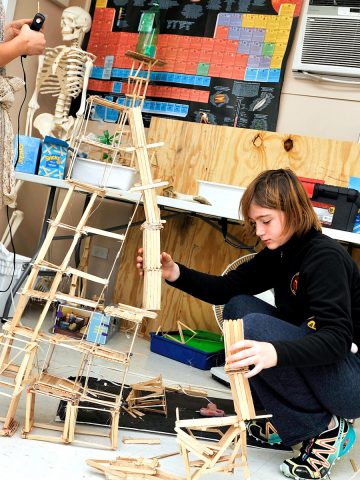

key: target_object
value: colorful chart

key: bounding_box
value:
[82,0,303,130]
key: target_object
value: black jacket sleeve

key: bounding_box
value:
[167,250,276,305]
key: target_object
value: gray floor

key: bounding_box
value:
[0,303,359,480]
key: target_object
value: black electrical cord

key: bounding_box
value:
[1,56,28,295]
[15,55,27,168]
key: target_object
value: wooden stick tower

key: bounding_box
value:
[125,51,165,110]
[121,51,165,168]
[0,102,165,446]
[223,319,256,420]
[127,107,165,311]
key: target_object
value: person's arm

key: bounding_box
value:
[0,23,45,67]
[169,249,276,305]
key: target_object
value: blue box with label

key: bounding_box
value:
[13,135,41,174]
[38,136,68,179]
[86,311,116,345]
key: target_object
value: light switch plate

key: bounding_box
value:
[92,245,109,260]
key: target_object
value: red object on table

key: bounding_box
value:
[299,177,325,198]
[200,402,225,417]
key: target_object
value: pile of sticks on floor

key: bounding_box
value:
[87,456,183,480]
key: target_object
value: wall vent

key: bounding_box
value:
[292,0,360,78]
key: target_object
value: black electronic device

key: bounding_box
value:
[29,12,46,32]
[311,183,360,232]
[22,13,45,58]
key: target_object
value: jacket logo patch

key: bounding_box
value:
[290,272,300,295]
[307,319,317,330]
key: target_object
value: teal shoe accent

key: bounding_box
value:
[338,421,356,458]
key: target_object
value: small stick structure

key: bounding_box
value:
[87,456,183,480]
[175,319,269,479]
[126,375,167,417]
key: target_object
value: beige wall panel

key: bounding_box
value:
[277,94,360,143]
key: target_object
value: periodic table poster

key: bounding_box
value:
[84,0,303,130]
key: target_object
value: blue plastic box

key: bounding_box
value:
[150,330,225,370]
[13,135,41,174]
[38,136,68,179]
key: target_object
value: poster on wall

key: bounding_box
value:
[83,0,303,131]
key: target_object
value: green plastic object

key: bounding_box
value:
[135,1,160,58]
[165,330,224,353]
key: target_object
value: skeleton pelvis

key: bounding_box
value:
[34,113,74,140]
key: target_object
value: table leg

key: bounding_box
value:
[1,186,57,322]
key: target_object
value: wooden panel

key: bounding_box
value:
[114,118,360,334]
[148,117,360,193]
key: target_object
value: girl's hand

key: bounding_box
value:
[136,248,180,282]
[227,340,278,378]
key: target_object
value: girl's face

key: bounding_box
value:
[248,202,294,250]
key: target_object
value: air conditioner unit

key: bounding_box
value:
[292,0,360,79]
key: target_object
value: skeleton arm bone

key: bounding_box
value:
[72,56,94,140]
[76,56,94,119]
[25,53,46,136]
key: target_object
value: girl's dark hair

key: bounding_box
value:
[240,169,322,237]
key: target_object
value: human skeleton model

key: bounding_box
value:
[25,6,96,140]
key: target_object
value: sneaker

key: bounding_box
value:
[280,416,356,480]
[247,419,282,445]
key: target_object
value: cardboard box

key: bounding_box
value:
[53,304,116,344]
[53,304,91,339]
[13,135,41,174]
[38,136,68,179]
[86,311,116,345]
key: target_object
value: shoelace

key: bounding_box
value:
[300,437,318,460]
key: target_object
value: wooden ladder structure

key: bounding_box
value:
[122,50,165,167]
[125,50,165,110]
[69,99,166,310]
[1,103,166,443]
[0,179,112,436]
[22,304,157,449]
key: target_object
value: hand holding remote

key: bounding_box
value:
[21,13,46,57]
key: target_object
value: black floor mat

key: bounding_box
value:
[56,377,291,451]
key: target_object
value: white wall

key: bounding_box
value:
[277,4,360,143]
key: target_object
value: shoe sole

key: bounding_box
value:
[279,441,356,480]
[248,431,282,446]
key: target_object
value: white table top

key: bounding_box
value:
[15,172,360,247]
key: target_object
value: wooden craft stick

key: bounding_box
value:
[122,437,161,444]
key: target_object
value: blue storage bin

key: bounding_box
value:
[150,331,225,370]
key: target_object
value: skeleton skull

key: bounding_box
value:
[61,6,92,42]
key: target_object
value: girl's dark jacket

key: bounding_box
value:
[168,229,360,368]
